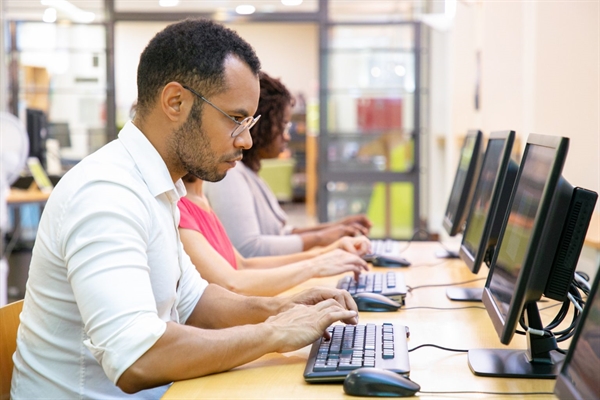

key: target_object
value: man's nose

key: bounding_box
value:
[234,127,253,150]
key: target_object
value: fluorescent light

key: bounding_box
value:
[236,5,256,15]
[40,0,95,23]
[159,0,179,7]
[282,0,303,5]
[43,8,57,23]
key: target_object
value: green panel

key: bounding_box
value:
[258,158,296,202]
[366,182,414,239]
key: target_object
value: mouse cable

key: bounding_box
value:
[389,228,431,254]
[403,306,486,311]
[408,343,468,353]
[407,277,486,292]
[419,390,554,396]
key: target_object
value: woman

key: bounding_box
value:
[204,71,372,257]
[179,173,370,296]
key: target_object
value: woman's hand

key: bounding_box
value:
[324,236,372,256]
[310,249,369,281]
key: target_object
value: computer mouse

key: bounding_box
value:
[343,367,420,397]
[353,292,402,312]
[363,254,411,267]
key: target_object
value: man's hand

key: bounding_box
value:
[266,289,358,353]
[282,286,358,324]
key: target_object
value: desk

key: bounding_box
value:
[163,242,562,399]
[6,188,50,205]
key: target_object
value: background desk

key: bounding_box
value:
[163,242,564,399]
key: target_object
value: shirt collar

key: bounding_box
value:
[118,121,186,200]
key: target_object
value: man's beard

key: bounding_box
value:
[172,106,241,182]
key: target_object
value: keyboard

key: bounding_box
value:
[304,322,410,382]
[337,272,407,304]
[371,239,403,255]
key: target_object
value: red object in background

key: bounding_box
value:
[357,98,402,132]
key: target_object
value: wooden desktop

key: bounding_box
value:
[163,242,563,399]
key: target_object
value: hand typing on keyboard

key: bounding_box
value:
[265,287,359,353]
[319,236,372,257]
[309,249,369,281]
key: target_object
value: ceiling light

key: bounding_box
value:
[40,0,95,23]
[236,5,255,15]
[370,67,381,78]
[282,0,303,5]
[42,8,57,23]
[394,65,406,77]
[159,0,179,7]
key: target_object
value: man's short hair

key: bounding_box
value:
[136,18,261,118]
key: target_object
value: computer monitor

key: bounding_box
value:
[26,108,47,169]
[47,122,72,148]
[554,268,600,400]
[447,131,518,301]
[442,130,483,237]
[468,133,598,378]
[437,130,483,258]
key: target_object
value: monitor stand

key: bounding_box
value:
[468,302,564,378]
[435,249,460,259]
[446,287,482,302]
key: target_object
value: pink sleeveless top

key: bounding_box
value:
[178,196,237,269]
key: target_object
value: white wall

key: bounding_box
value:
[114,21,318,125]
[444,1,599,208]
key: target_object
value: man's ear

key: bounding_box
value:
[161,82,188,122]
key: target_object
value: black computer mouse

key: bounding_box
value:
[363,254,411,267]
[353,292,402,312]
[343,367,420,397]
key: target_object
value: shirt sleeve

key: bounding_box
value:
[204,169,303,257]
[60,180,168,384]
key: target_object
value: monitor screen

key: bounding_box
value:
[555,269,600,400]
[443,130,483,236]
[486,136,569,344]
[469,134,572,378]
[26,108,47,169]
[460,130,517,275]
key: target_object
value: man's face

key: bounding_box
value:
[171,56,259,182]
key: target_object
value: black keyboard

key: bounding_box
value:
[304,323,410,382]
[337,272,407,304]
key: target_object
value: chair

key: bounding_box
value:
[0,299,23,400]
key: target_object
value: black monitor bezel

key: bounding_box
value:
[459,130,516,274]
[442,130,483,237]
[554,269,600,399]
[482,133,570,345]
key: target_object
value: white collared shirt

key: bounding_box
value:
[11,121,208,399]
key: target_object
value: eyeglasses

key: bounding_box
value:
[182,85,261,138]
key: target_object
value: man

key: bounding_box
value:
[11,19,358,399]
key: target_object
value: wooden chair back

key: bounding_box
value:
[0,300,23,400]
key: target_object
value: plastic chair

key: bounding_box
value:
[0,299,23,400]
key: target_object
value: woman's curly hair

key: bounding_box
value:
[242,71,294,171]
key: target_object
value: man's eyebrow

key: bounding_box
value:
[228,108,251,117]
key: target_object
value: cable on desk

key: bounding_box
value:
[419,390,554,396]
[408,343,468,353]
[407,277,485,293]
[403,306,486,311]
[389,228,431,254]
